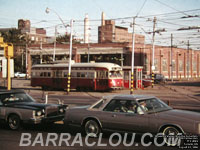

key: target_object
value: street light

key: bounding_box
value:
[45,7,67,29]
[45,7,73,94]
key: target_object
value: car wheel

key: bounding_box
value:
[8,114,21,130]
[84,120,101,137]
[162,126,182,146]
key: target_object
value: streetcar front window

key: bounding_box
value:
[109,71,122,78]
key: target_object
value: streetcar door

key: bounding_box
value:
[53,70,63,89]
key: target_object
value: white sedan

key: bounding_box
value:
[14,72,26,78]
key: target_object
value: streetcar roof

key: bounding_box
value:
[32,62,122,71]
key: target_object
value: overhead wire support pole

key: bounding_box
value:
[53,25,57,62]
[130,17,136,95]
[67,19,74,94]
[171,34,173,82]
[151,17,157,88]
[187,40,190,80]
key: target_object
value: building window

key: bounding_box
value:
[193,61,197,71]
[172,60,176,71]
[154,59,158,71]
[162,59,167,71]
[179,60,183,71]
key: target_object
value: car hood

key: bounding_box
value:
[5,102,59,110]
[70,105,90,109]
[157,109,200,122]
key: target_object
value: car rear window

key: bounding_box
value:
[92,99,105,109]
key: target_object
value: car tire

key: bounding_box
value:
[8,114,21,130]
[84,120,101,137]
[162,126,182,146]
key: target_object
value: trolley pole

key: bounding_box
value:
[130,17,136,95]
[151,17,156,88]
[67,19,74,94]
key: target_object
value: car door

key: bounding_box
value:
[100,99,149,133]
[0,95,6,119]
[0,100,3,119]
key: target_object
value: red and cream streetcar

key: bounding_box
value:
[31,62,123,91]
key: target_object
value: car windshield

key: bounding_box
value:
[138,98,172,114]
[0,92,35,103]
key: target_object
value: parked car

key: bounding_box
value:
[0,89,67,130]
[14,72,26,78]
[64,94,200,145]
[145,73,166,84]
[142,79,152,87]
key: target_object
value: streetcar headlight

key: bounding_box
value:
[112,80,116,86]
[59,108,64,113]
[36,111,42,116]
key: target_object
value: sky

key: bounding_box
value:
[0,0,200,49]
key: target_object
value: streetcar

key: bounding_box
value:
[31,62,123,91]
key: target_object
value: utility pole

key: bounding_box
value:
[53,25,57,61]
[87,31,90,63]
[88,42,90,63]
[151,17,156,88]
[130,17,136,95]
[22,49,24,72]
[25,41,28,78]
[171,34,173,82]
[187,40,190,80]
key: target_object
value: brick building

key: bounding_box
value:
[28,41,200,80]
[18,19,48,44]
[98,17,144,44]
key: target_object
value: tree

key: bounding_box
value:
[56,34,81,44]
[0,28,28,72]
[0,28,26,46]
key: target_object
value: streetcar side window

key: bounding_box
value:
[64,72,68,77]
[47,72,51,77]
[81,72,86,78]
[71,72,76,77]
[40,72,44,77]
[77,72,81,77]
[44,72,47,77]
[88,72,94,78]
[55,71,62,77]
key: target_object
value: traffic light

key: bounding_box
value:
[0,37,13,58]
[0,37,3,43]
[4,44,14,58]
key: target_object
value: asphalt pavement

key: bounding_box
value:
[0,78,200,150]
